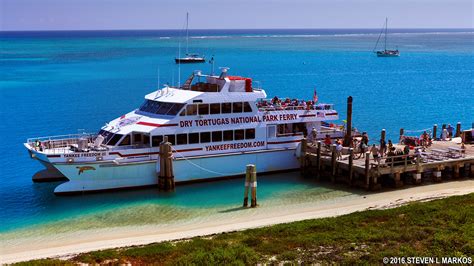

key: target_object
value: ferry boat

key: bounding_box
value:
[25,68,345,194]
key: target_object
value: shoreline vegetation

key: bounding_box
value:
[15,193,473,265]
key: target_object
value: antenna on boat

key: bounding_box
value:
[185,12,189,55]
[209,55,215,75]
[154,68,161,98]
[178,42,181,88]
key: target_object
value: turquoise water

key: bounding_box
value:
[0,29,473,236]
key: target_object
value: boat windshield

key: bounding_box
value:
[138,100,185,116]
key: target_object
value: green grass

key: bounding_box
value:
[17,193,474,265]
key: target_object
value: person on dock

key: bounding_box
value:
[336,140,343,160]
[441,128,448,141]
[361,132,369,146]
[358,139,368,158]
[324,134,332,150]
[380,138,387,156]
[311,127,318,144]
[403,145,410,155]
[447,124,454,138]
[388,139,393,151]
[370,144,380,162]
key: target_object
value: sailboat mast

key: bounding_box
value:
[384,17,388,51]
[186,12,189,55]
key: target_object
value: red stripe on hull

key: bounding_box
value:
[299,114,316,117]
[267,139,302,144]
[136,122,178,127]
[110,148,202,157]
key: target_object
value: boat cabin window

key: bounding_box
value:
[143,134,150,146]
[232,102,243,113]
[133,133,142,143]
[139,100,184,116]
[189,133,199,144]
[148,129,256,147]
[243,102,253,112]
[177,133,188,145]
[118,135,131,146]
[198,104,209,115]
[210,103,220,114]
[223,130,233,141]
[186,104,198,116]
[165,135,176,145]
[222,103,232,114]
[245,128,255,139]
[277,122,307,137]
[200,132,211,143]
[212,131,223,142]
[234,129,245,140]
[152,135,163,147]
[107,134,123,146]
[180,102,253,116]
[98,130,114,143]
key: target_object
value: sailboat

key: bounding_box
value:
[175,13,205,64]
[373,18,400,57]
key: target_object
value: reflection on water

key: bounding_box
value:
[0,172,360,247]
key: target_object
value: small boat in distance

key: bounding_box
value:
[373,18,400,57]
[175,13,205,63]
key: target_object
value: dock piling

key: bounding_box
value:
[250,164,257,208]
[343,96,353,147]
[158,137,175,191]
[243,164,251,207]
[433,124,437,140]
[331,144,337,181]
[348,148,354,184]
[365,152,370,189]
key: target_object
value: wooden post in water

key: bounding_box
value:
[455,122,462,138]
[433,124,437,141]
[343,96,353,147]
[243,164,251,207]
[250,164,257,208]
[348,148,354,185]
[365,152,370,189]
[316,141,322,180]
[331,144,337,182]
[158,137,175,191]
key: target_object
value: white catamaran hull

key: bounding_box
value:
[53,149,299,194]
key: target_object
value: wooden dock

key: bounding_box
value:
[301,138,474,190]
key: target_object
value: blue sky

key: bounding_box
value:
[1,0,472,31]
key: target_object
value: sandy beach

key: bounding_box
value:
[1,180,473,264]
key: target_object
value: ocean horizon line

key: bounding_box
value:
[1,27,473,33]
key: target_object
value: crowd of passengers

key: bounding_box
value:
[257,96,332,111]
